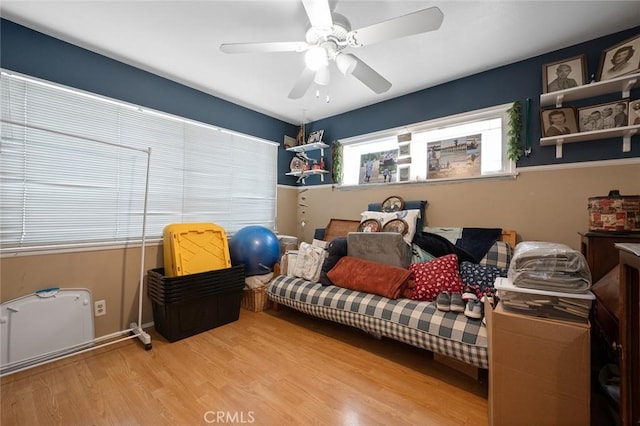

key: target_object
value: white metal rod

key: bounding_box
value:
[138,148,152,328]
[0,332,140,377]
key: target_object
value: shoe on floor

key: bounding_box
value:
[450,292,465,313]
[464,300,483,319]
[436,291,451,312]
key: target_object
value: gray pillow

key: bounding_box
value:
[347,232,412,269]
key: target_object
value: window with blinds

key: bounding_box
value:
[0,71,278,253]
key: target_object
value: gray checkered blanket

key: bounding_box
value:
[267,276,488,369]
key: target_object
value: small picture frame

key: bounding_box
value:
[542,54,587,93]
[382,218,408,235]
[381,195,404,213]
[630,99,640,126]
[398,166,410,182]
[540,107,579,138]
[307,130,324,144]
[578,100,629,132]
[597,34,640,81]
[398,143,411,157]
[358,219,381,233]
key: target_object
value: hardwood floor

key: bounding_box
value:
[1,307,488,425]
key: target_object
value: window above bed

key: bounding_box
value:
[338,103,517,187]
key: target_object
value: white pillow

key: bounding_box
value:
[359,209,421,245]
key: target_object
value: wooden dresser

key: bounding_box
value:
[618,245,640,426]
[581,232,640,425]
[580,232,640,283]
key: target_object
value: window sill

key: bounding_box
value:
[1,238,163,258]
[336,171,518,190]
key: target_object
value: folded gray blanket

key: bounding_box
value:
[508,241,592,293]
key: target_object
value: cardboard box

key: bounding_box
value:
[487,302,590,426]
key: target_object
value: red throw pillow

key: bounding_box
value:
[409,254,464,301]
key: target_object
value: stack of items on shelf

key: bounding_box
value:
[148,223,244,342]
[496,241,594,323]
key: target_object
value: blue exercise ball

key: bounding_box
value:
[229,226,280,276]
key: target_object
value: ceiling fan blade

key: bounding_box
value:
[288,67,316,99]
[220,41,309,54]
[351,56,392,94]
[302,0,333,30]
[347,6,444,47]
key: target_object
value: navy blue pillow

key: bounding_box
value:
[320,237,348,286]
[367,200,427,238]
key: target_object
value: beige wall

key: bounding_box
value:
[278,161,640,250]
[1,161,638,337]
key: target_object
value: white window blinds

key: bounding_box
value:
[0,71,277,252]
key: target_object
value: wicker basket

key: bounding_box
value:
[241,286,270,312]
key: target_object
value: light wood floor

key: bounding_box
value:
[1,307,488,425]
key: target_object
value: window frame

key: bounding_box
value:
[338,103,517,188]
[0,70,279,256]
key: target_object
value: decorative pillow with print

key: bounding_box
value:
[368,200,427,233]
[291,242,328,283]
[459,261,507,295]
[359,209,421,245]
[409,254,464,301]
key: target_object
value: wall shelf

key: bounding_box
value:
[286,141,329,183]
[285,169,329,182]
[540,73,640,108]
[540,124,639,158]
[286,141,329,156]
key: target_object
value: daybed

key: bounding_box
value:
[267,203,515,370]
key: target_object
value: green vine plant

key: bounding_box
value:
[331,140,343,185]
[507,101,523,162]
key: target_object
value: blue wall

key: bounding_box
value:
[0,18,298,179]
[1,18,638,187]
[304,26,640,184]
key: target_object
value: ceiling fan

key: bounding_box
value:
[220,0,444,99]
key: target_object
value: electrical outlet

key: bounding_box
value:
[94,300,106,317]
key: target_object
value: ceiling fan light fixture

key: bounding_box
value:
[335,53,357,75]
[314,66,331,86]
[304,46,328,71]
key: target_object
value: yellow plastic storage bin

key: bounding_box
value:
[163,223,232,277]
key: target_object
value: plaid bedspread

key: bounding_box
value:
[267,275,488,369]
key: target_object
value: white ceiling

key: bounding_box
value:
[2,1,639,124]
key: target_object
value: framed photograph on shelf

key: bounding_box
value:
[578,100,629,132]
[629,99,640,126]
[540,107,579,137]
[542,54,587,93]
[597,34,640,81]
[307,130,324,144]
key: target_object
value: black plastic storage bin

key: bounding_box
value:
[147,265,244,342]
